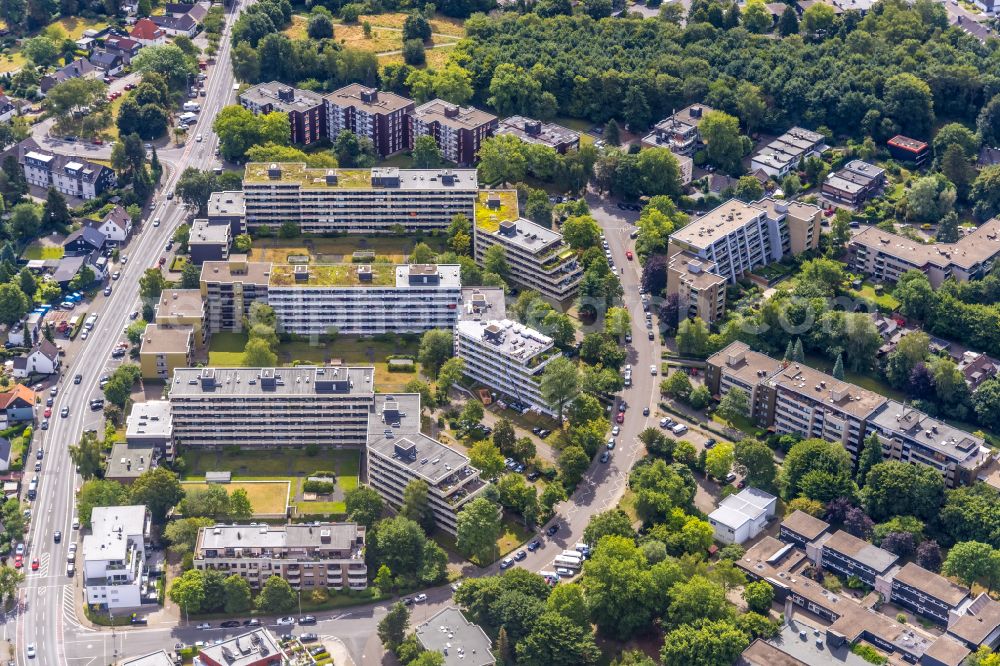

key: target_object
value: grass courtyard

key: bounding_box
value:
[22,242,64,260]
[183,448,361,517]
[180,480,290,517]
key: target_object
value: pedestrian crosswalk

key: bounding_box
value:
[62,584,82,627]
[27,553,50,578]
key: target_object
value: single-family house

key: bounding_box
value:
[0,438,12,472]
[150,13,197,37]
[0,385,37,425]
[40,59,100,95]
[104,36,143,64]
[164,2,208,21]
[707,487,777,544]
[0,94,18,124]
[86,205,132,244]
[89,51,124,76]
[130,18,166,46]
[63,226,106,256]
[12,340,61,378]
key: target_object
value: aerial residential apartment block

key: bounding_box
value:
[706,342,992,486]
[641,105,714,155]
[821,159,886,207]
[239,82,326,146]
[847,218,1000,288]
[497,116,580,154]
[193,522,367,591]
[83,505,151,610]
[455,319,560,416]
[200,257,271,334]
[410,99,498,166]
[666,198,821,323]
[13,138,116,200]
[138,324,193,380]
[169,366,374,449]
[473,191,583,301]
[324,84,414,157]
[750,126,827,178]
[241,163,478,233]
[266,263,463,336]
[367,394,487,534]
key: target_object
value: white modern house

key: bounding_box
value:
[708,487,777,544]
[12,340,61,378]
[83,505,151,610]
[87,205,132,243]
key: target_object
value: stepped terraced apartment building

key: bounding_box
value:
[473,191,582,301]
[169,366,374,449]
[241,163,478,233]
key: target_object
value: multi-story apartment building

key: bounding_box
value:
[887,135,930,166]
[241,163,478,233]
[667,198,821,323]
[193,522,367,591]
[473,191,582,301]
[267,263,463,336]
[207,191,246,236]
[410,99,498,166]
[169,366,374,449]
[890,562,972,626]
[138,324,193,380]
[497,116,580,154]
[15,139,115,200]
[847,218,1000,288]
[751,127,827,178]
[239,82,325,146]
[367,394,487,534]
[641,104,714,155]
[189,218,231,264]
[324,84,414,157]
[707,342,991,487]
[455,319,560,416]
[200,257,271,334]
[866,400,990,488]
[821,159,886,207]
[817,530,898,588]
[778,509,831,550]
[83,505,150,610]
[156,289,206,346]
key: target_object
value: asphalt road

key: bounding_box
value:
[13,1,245,664]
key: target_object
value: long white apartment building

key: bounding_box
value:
[455,319,559,416]
[83,505,151,610]
[474,191,582,301]
[241,163,477,233]
[193,522,367,592]
[367,394,487,534]
[267,263,463,336]
[169,366,374,449]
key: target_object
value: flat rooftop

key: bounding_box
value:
[190,218,229,245]
[140,324,192,355]
[200,259,272,286]
[780,510,830,542]
[119,650,174,666]
[741,623,873,666]
[156,290,204,320]
[240,81,323,112]
[197,629,283,666]
[707,341,781,388]
[922,637,972,666]
[367,394,472,486]
[268,263,461,289]
[126,400,172,440]
[871,400,986,466]
[497,116,579,149]
[170,366,374,397]
[414,607,494,666]
[669,199,766,249]
[849,217,1000,270]
[474,190,519,232]
[106,441,157,480]
[83,505,147,562]
[456,319,554,363]
[767,361,887,420]
[459,287,506,321]
[243,163,478,191]
[413,99,497,131]
[818,530,898,574]
[207,191,245,217]
[197,522,363,552]
[948,594,1000,646]
[326,83,414,114]
[669,250,727,290]
[893,562,970,607]
[480,215,566,254]
[649,104,715,135]
[889,135,928,152]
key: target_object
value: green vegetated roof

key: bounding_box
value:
[475,190,519,233]
[243,162,373,189]
[269,263,398,287]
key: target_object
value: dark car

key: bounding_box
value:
[73,374,82,384]
[526,471,540,481]
[221,621,241,628]
[90,400,105,411]
[527,539,541,552]
[130,616,148,626]
[36,449,43,460]
[514,550,527,561]
[300,633,318,643]
[243,619,261,627]
[704,438,717,449]
[298,616,317,625]
[546,524,559,537]
[53,531,61,543]
[642,407,650,416]
[403,597,414,606]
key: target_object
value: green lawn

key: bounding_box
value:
[849,282,900,312]
[803,353,907,402]
[22,243,64,260]
[207,332,247,366]
[180,480,289,516]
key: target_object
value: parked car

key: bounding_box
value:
[298,616,317,625]
[276,617,295,626]
[499,558,514,570]
[514,550,527,561]
[414,593,427,603]
[527,539,541,552]
[220,621,241,628]
[196,623,211,630]
[546,524,559,536]
[243,619,261,627]
[599,451,610,464]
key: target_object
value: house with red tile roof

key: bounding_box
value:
[130,18,166,46]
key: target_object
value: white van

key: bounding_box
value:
[84,314,98,330]
[183,101,201,112]
[671,423,689,435]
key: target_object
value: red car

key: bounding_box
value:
[13,555,22,568]
[30,558,38,571]
[43,407,51,418]
[124,83,136,91]
[616,412,624,424]
[626,250,633,260]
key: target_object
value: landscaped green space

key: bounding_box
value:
[180,480,290,517]
[848,282,900,312]
[803,353,907,402]
[248,236,447,264]
[22,243,64,260]
[206,332,246,366]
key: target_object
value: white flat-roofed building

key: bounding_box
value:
[751,127,827,178]
[367,394,487,534]
[455,319,559,416]
[266,263,463,336]
[195,629,285,666]
[474,191,582,302]
[242,163,477,233]
[119,650,174,666]
[83,505,150,610]
[193,522,367,591]
[414,607,495,666]
[169,366,374,449]
[708,487,777,544]
[641,105,714,155]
